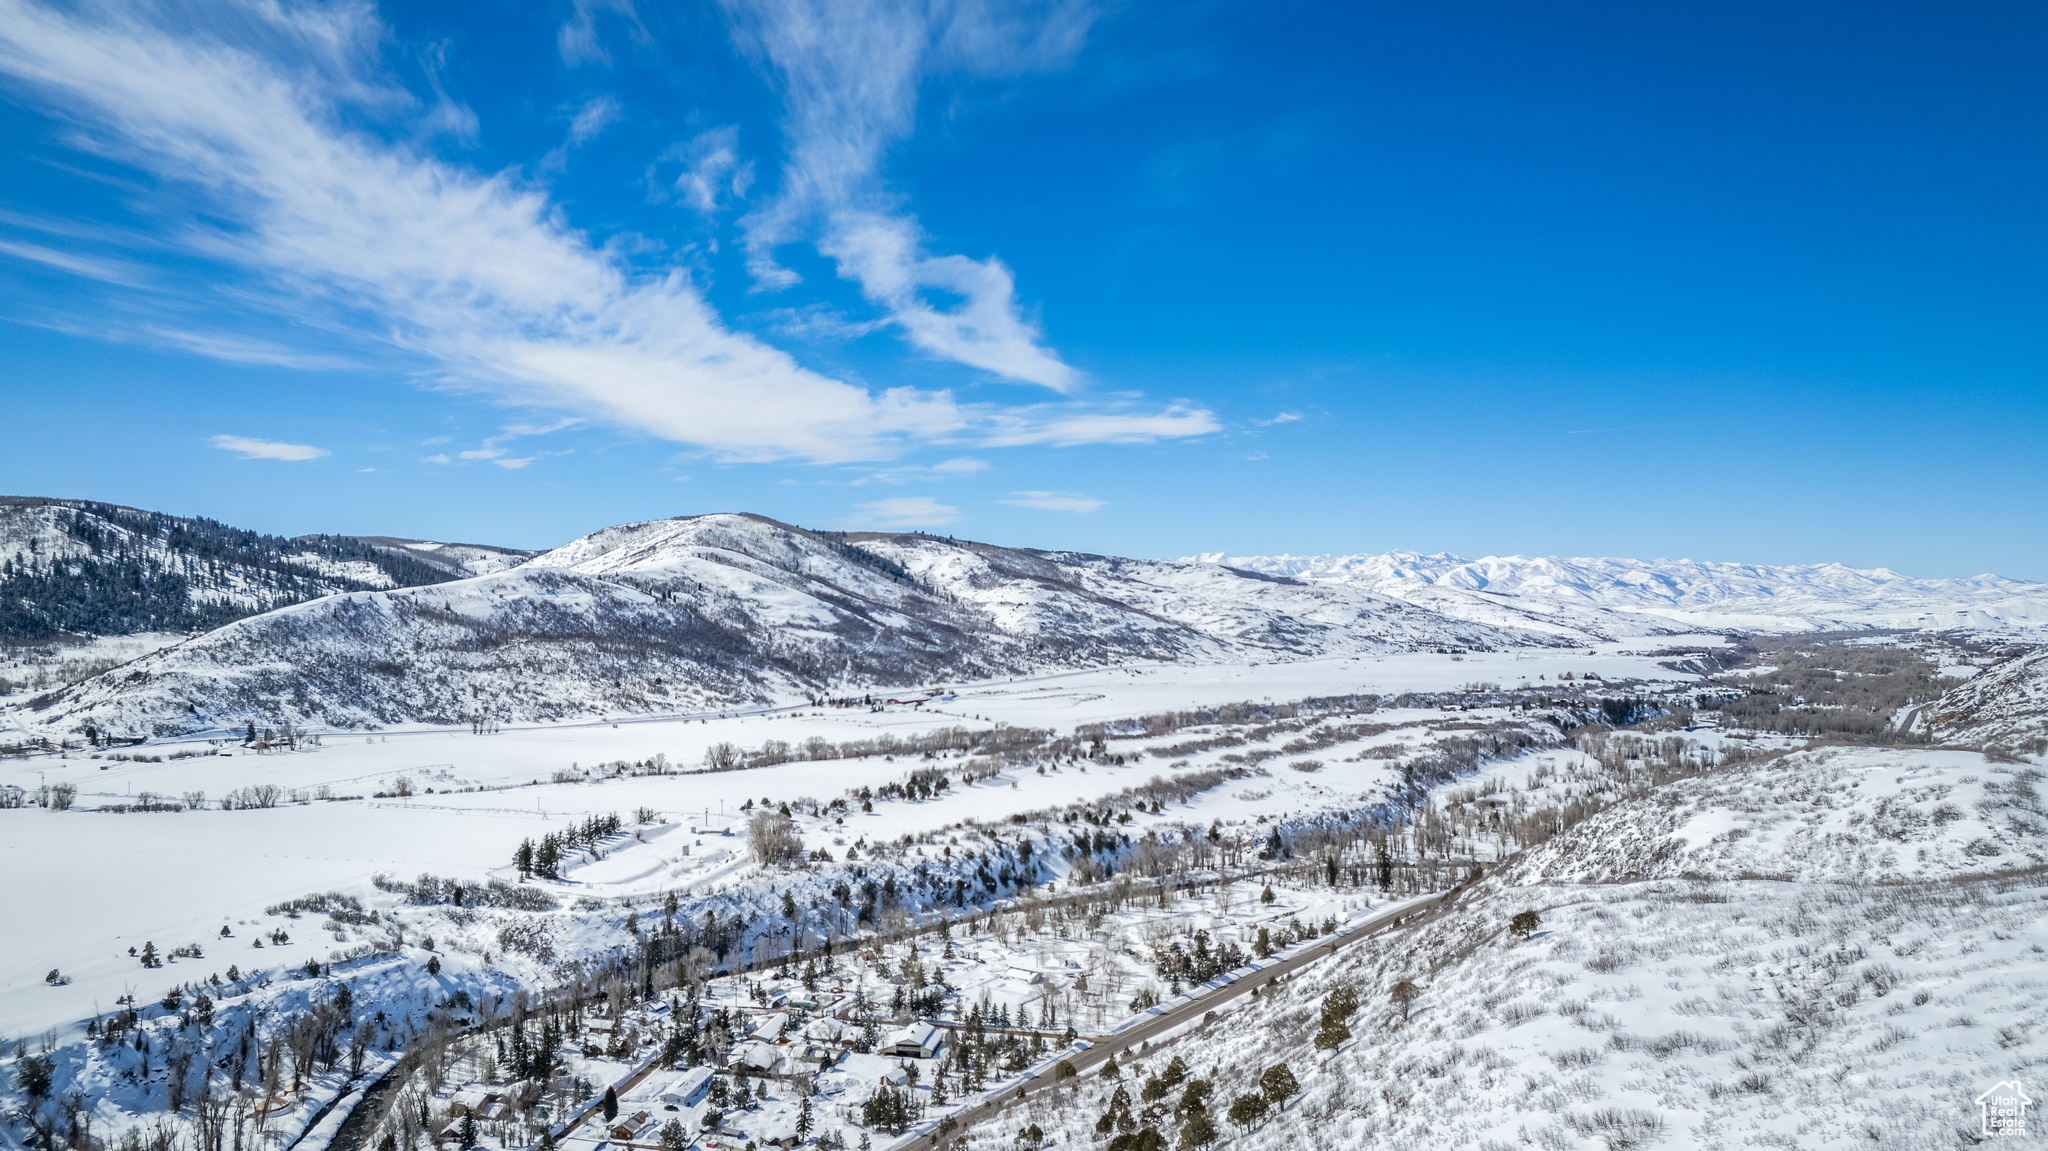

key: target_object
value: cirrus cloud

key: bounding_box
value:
[0,0,1210,465]
[718,0,1095,390]
[854,495,960,529]
[210,434,328,461]
[997,490,1104,513]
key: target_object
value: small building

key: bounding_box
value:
[658,1068,714,1109]
[448,1090,501,1118]
[1006,963,1044,985]
[751,1012,788,1042]
[884,1021,941,1059]
[794,1042,840,1069]
[732,1040,782,1073]
[801,1017,847,1045]
[607,1112,653,1142]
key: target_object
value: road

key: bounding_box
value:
[895,886,1464,1148]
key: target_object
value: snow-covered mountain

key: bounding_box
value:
[1193,549,2048,639]
[351,535,538,578]
[22,514,1556,736]
[0,497,459,641]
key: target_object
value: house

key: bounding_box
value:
[1006,963,1044,985]
[884,1021,941,1059]
[658,1068,714,1109]
[751,1012,788,1042]
[607,1112,653,1141]
[731,1040,783,1073]
[448,1090,501,1118]
[801,1017,847,1045]
[794,1042,840,1069]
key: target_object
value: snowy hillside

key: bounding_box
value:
[352,536,538,578]
[981,745,2048,1151]
[20,514,1558,736]
[1931,649,2048,753]
[0,498,458,641]
[1196,549,2048,639]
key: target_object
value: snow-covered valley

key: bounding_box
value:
[1,506,2044,1151]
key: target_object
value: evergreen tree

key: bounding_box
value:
[1313,1015,1350,1051]
[1510,910,1541,941]
[1259,1063,1298,1108]
[1227,1094,1267,1133]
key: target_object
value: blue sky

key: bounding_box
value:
[1,0,2042,578]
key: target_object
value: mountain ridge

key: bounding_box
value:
[1193,548,2048,638]
[0,496,463,642]
[18,513,1551,737]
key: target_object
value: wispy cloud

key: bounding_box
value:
[567,96,620,144]
[0,0,1212,463]
[982,402,1221,446]
[719,0,1094,389]
[557,0,643,66]
[998,489,1103,513]
[211,434,328,461]
[438,420,578,469]
[145,327,358,370]
[0,0,972,463]
[854,495,960,529]
[852,456,990,485]
[0,237,153,287]
[754,303,886,343]
[541,95,622,171]
[661,125,754,215]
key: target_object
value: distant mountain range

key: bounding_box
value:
[8,497,2046,738]
[1195,550,2048,639]
[21,513,1538,736]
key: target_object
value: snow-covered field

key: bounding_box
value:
[3,651,1690,1040]
[2,616,2042,1151]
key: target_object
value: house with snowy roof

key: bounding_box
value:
[658,1067,714,1108]
[731,1040,783,1073]
[884,1020,941,1059]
